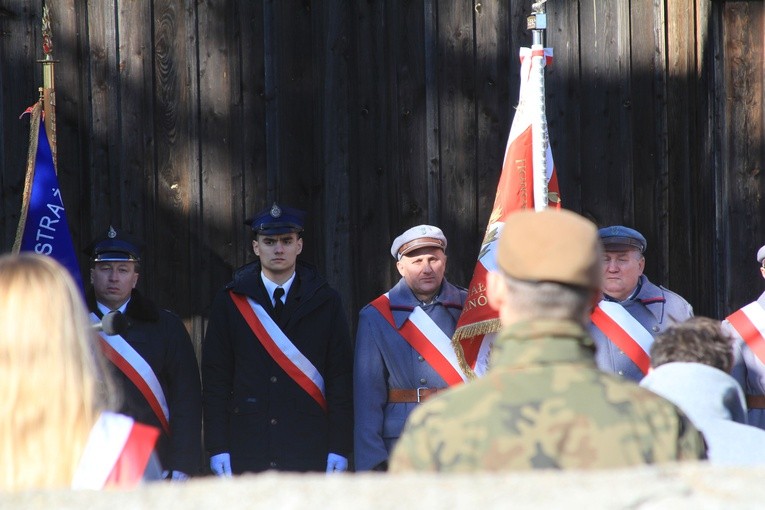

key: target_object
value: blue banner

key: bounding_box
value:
[17,117,83,289]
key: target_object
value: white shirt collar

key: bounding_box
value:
[96,299,130,316]
[261,271,296,306]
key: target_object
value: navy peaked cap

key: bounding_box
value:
[598,225,647,253]
[87,226,142,262]
[246,203,306,235]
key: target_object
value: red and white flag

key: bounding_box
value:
[452,46,561,377]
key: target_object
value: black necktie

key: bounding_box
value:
[273,287,285,320]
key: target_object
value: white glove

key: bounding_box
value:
[162,470,190,481]
[210,452,232,477]
[326,453,348,473]
[171,471,189,481]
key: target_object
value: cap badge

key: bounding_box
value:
[419,226,428,235]
[107,226,117,239]
[270,203,282,218]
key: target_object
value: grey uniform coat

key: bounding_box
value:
[353,277,467,471]
[589,275,693,381]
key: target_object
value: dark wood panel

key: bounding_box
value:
[350,0,396,312]
[1,0,764,349]
[546,0,582,215]
[577,0,634,226]
[0,1,42,248]
[84,0,120,229]
[631,0,670,286]
[721,2,765,314]
[151,0,199,329]
[237,0,267,269]
[195,0,236,306]
[391,1,428,230]
[473,0,511,239]
[437,1,477,288]
[316,0,352,313]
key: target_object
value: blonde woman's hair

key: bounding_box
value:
[0,253,119,491]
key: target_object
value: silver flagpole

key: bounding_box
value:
[527,1,550,211]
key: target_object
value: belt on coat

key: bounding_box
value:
[746,394,765,409]
[387,387,445,404]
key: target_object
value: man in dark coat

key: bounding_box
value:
[86,226,203,479]
[202,203,353,475]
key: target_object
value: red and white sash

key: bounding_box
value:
[370,294,467,386]
[590,301,653,375]
[72,412,159,489]
[229,291,327,411]
[727,302,765,365]
[91,313,171,434]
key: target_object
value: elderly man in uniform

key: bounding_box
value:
[86,226,202,479]
[589,225,693,381]
[354,225,467,471]
[389,209,706,472]
[723,244,765,429]
[202,203,353,475]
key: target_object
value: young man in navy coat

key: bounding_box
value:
[202,204,353,475]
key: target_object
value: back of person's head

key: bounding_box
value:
[650,317,733,373]
[0,254,117,491]
[489,209,602,325]
[501,276,593,322]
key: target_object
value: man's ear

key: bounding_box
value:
[486,271,506,312]
[296,237,303,255]
[252,239,259,256]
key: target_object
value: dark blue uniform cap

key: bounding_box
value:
[87,226,142,262]
[245,203,306,235]
[598,225,647,253]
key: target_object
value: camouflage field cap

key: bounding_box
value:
[498,209,602,289]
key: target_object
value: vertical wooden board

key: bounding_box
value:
[270,0,316,258]
[697,0,724,317]
[85,0,121,227]
[437,1,476,287]
[722,2,765,313]
[664,0,700,299]
[348,0,396,311]
[0,0,42,249]
[116,0,155,270]
[238,0,267,268]
[545,0,583,215]
[152,0,200,323]
[196,0,239,291]
[577,0,633,226]
[474,0,510,234]
[631,0,670,287]
[390,0,428,230]
[50,0,88,268]
[318,0,352,316]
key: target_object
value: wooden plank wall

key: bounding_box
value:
[1,0,763,353]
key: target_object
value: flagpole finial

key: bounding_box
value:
[42,5,54,60]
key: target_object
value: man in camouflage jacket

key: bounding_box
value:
[390,210,707,472]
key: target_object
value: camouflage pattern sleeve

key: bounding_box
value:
[675,413,708,461]
[388,406,436,472]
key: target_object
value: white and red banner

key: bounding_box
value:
[452,46,560,377]
[72,412,158,489]
[727,302,765,365]
[92,313,171,434]
[590,301,653,375]
[370,294,467,386]
[229,291,327,411]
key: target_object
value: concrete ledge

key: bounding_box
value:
[5,463,762,509]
